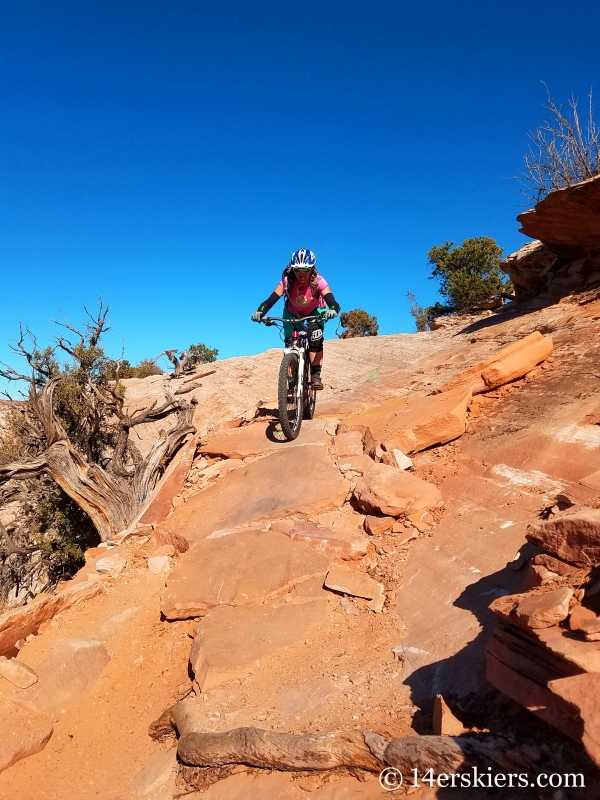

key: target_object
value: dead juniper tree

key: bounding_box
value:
[522,85,600,202]
[0,301,196,544]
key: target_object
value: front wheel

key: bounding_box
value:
[278,352,303,440]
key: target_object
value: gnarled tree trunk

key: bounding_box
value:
[0,378,196,541]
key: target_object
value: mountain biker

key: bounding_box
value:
[251,249,340,390]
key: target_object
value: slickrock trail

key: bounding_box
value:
[2,286,600,798]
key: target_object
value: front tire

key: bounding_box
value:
[278,352,303,440]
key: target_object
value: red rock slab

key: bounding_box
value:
[161,529,330,620]
[533,553,579,576]
[437,331,545,394]
[486,638,583,742]
[0,576,106,658]
[580,470,600,491]
[162,443,349,543]
[527,509,600,567]
[570,605,600,639]
[517,173,600,257]
[0,702,53,775]
[283,520,368,561]
[548,673,600,767]
[342,386,471,455]
[480,336,553,390]
[335,431,364,458]
[533,625,600,673]
[198,419,329,459]
[395,468,541,700]
[324,564,383,601]
[0,656,38,688]
[353,463,442,517]
[364,515,395,535]
[189,599,328,691]
[138,436,197,525]
[17,639,111,717]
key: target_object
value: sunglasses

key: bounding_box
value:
[293,267,312,274]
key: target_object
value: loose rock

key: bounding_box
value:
[0,656,38,689]
[515,587,573,629]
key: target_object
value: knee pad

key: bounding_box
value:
[307,321,324,353]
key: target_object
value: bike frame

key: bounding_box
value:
[261,315,319,397]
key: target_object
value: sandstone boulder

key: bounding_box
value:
[161,530,330,620]
[189,599,328,691]
[18,639,110,716]
[95,554,127,577]
[526,509,600,566]
[324,565,383,601]
[353,463,442,517]
[570,605,600,640]
[517,173,600,257]
[163,444,348,542]
[500,241,560,302]
[515,587,573,629]
[0,702,53,775]
[0,656,38,689]
[381,447,413,470]
[342,387,471,455]
[364,515,395,536]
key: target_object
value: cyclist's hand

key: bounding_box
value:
[324,309,337,321]
[251,311,264,322]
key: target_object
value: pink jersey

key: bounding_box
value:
[278,273,330,317]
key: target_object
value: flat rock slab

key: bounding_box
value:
[534,625,600,673]
[279,676,341,717]
[189,599,328,691]
[278,520,368,561]
[161,530,330,620]
[0,656,38,688]
[199,419,329,459]
[0,702,53,775]
[324,564,383,601]
[163,444,348,542]
[335,431,364,458]
[527,509,600,566]
[354,463,441,517]
[0,576,106,658]
[18,639,110,716]
[342,386,471,455]
[548,672,600,768]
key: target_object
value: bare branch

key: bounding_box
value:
[520,84,600,201]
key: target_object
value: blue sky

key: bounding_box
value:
[1,0,599,381]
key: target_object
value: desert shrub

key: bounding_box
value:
[427,237,512,313]
[339,309,379,338]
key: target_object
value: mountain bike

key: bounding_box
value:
[259,315,319,440]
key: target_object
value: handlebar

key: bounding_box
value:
[260,315,320,329]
